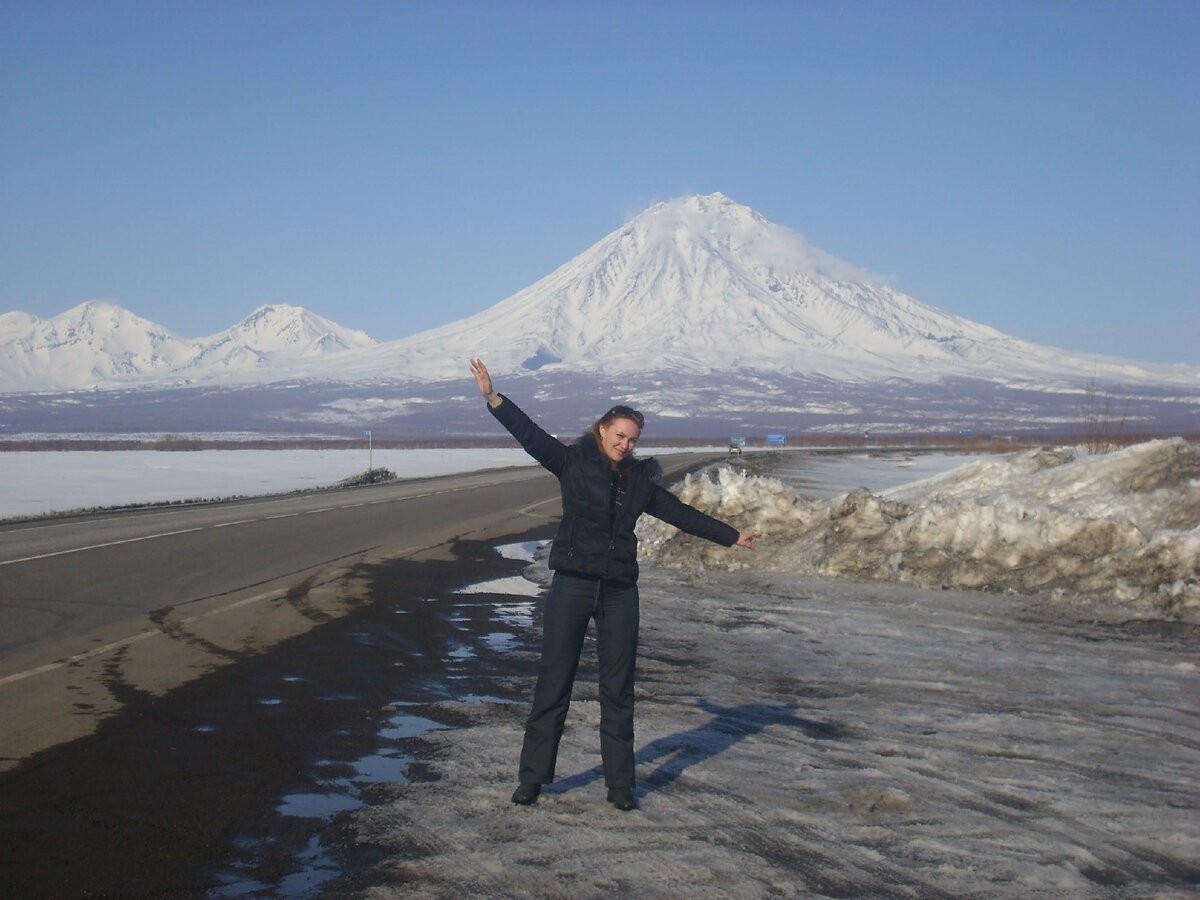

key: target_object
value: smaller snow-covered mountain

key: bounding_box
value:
[181,305,376,375]
[0,303,374,391]
[0,302,375,391]
[0,302,197,390]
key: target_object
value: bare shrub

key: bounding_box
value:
[1077,374,1130,453]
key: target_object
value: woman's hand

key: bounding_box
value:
[735,531,761,550]
[470,358,502,407]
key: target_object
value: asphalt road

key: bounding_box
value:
[0,467,553,658]
[0,453,720,769]
[0,464,557,767]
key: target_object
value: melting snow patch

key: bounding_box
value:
[493,540,545,562]
[452,576,543,598]
[639,438,1200,615]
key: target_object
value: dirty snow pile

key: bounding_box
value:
[638,438,1200,614]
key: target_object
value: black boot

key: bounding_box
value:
[511,782,541,805]
[606,786,636,811]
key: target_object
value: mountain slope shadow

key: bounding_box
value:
[545,698,848,798]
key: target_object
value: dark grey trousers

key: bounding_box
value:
[518,572,640,788]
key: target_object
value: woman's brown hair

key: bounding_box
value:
[591,404,645,433]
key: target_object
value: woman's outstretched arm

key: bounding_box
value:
[645,486,761,549]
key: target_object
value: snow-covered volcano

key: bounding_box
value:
[364,193,1193,389]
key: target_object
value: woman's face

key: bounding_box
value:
[597,417,641,465]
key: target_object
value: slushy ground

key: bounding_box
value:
[339,547,1198,900]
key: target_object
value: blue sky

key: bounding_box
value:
[2,0,1197,365]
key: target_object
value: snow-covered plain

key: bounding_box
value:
[0,444,950,523]
[0,448,539,521]
[0,445,762,521]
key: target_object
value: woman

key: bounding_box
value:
[471,358,758,811]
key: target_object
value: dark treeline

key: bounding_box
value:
[0,432,1188,453]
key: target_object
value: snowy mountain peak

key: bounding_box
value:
[642,192,770,238]
[62,300,183,341]
[179,304,377,375]
[624,193,876,285]
[367,193,1010,380]
[217,304,376,354]
[0,300,195,390]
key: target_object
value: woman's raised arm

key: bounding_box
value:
[470,358,503,408]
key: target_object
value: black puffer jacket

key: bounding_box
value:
[489,395,739,583]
